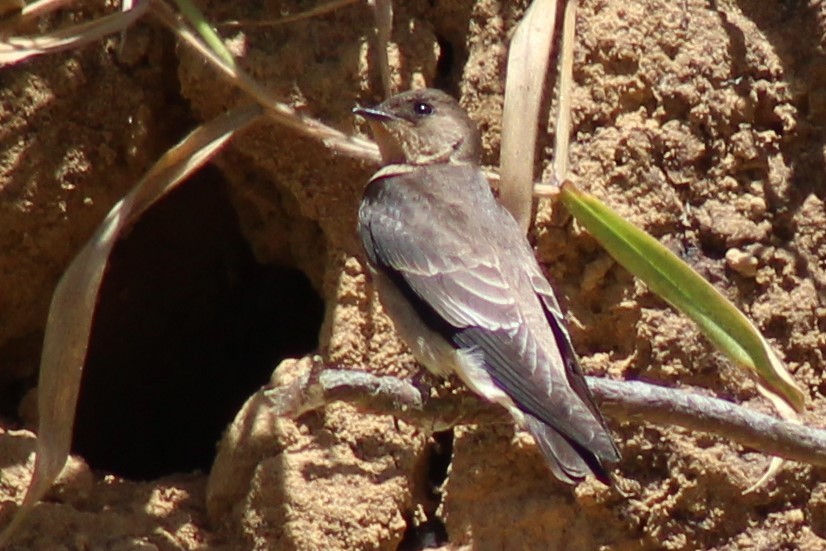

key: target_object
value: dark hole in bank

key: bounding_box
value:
[398,430,453,550]
[72,166,324,480]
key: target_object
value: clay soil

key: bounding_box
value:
[1,0,826,549]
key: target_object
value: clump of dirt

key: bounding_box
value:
[1,0,825,549]
[0,428,221,550]
[206,358,425,549]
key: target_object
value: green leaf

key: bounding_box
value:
[172,0,236,67]
[559,180,805,414]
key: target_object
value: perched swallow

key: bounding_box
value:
[354,89,619,484]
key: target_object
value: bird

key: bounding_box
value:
[354,88,620,484]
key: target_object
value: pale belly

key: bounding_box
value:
[371,266,456,377]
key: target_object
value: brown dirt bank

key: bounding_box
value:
[1,0,825,549]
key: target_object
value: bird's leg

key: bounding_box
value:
[409,365,440,399]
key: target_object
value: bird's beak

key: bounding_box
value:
[352,106,400,123]
[353,106,405,164]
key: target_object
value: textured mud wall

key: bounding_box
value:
[1,0,825,549]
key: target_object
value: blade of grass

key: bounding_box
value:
[368,0,393,98]
[0,0,24,20]
[219,0,358,27]
[552,0,576,182]
[0,0,147,65]
[150,0,380,163]
[0,103,263,546]
[558,180,806,414]
[548,0,796,489]
[500,0,560,232]
[171,0,234,66]
[20,0,74,18]
[0,0,72,32]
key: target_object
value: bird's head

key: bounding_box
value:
[354,88,482,166]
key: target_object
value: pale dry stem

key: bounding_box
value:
[0,0,72,28]
[368,0,393,98]
[149,0,381,163]
[0,104,263,547]
[553,0,577,182]
[0,0,147,64]
[499,0,560,231]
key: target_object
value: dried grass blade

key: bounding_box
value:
[0,0,147,65]
[0,0,72,32]
[368,0,393,98]
[0,0,24,21]
[150,0,380,163]
[553,0,576,181]
[219,0,359,28]
[500,0,559,232]
[19,0,74,18]
[0,103,263,546]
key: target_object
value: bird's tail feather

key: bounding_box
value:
[522,414,612,485]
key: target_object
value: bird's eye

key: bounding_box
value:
[413,102,433,116]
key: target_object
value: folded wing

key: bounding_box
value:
[359,164,619,479]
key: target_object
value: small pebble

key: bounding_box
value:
[725,248,759,277]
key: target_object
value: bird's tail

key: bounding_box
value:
[522,414,612,485]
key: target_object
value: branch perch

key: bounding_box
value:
[265,366,826,468]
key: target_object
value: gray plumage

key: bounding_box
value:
[355,89,619,484]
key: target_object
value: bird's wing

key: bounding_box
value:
[359,165,616,459]
[527,269,620,461]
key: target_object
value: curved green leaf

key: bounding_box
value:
[172,0,235,66]
[559,180,805,414]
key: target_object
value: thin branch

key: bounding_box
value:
[265,367,506,432]
[265,365,826,468]
[533,182,560,198]
[593,378,825,466]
